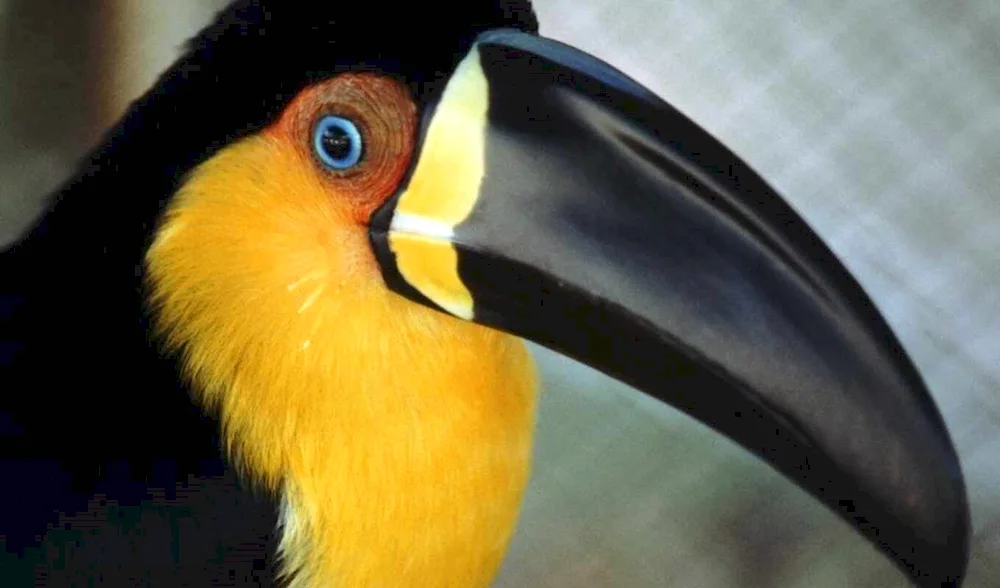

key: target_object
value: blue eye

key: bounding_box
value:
[313,115,364,170]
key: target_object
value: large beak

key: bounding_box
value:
[369,30,968,587]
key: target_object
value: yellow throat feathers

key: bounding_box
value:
[144,75,538,587]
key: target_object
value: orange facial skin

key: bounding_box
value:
[267,73,417,223]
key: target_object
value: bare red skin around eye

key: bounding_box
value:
[266,73,418,223]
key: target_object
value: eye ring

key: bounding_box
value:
[312,115,364,170]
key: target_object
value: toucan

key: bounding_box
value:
[0,1,969,586]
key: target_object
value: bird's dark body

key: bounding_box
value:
[0,1,539,583]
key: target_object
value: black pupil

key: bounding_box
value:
[322,125,354,161]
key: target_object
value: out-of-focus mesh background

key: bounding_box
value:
[1,1,996,586]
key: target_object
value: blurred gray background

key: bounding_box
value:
[1,1,997,586]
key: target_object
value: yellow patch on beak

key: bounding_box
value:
[388,47,491,320]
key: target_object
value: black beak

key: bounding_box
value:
[369,29,969,587]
